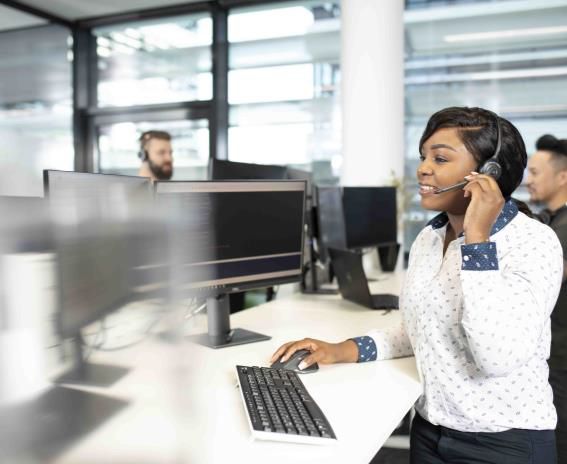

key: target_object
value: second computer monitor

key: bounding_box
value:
[154,180,306,348]
[154,180,306,294]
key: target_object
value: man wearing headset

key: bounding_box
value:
[527,134,567,462]
[138,130,174,181]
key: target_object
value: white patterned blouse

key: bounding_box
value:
[353,200,563,432]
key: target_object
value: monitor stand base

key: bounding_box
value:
[188,328,270,349]
[54,363,129,387]
[301,288,339,295]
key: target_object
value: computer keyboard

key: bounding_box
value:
[236,365,337,445]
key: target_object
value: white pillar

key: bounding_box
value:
[341,0,405,187]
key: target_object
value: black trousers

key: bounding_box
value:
[549,368,567,463]
[410,412,556,464]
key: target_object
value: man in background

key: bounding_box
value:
[138,130,174,181]
[527,133,567,462]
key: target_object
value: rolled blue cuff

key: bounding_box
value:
[351,336,377,363]
[461,241,499,271]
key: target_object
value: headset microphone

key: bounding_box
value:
[434,112,502,195]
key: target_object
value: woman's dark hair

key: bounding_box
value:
[535,134,567,158]
[419,107,532,216]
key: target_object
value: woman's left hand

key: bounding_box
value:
[462,172,505,244]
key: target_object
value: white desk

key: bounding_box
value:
[56,273,422,464]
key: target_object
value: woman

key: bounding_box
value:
[271,107,563,463]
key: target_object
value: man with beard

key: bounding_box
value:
[138,130,174,181]
[527,133,567,463]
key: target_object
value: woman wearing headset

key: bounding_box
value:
[271,107,562,463]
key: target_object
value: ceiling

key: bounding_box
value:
[404,0,567,56]
[5,0,209,21]
[0,4,46,32]
[1,0,567,118]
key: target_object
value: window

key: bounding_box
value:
[94,13,213,108]
[92,12,213,179]
[0,24,73,196]
[228,1,341,184]
[403,0,567,250]
[97,119,210,180]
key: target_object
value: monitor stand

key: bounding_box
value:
[188,294,271,349]
[301,238,338,295]
[54,335,129,387]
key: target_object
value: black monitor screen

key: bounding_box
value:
[154,181,306,295]
[343,187,397,249]
[209,158,288,181]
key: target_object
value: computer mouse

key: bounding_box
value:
[270,349,319,374]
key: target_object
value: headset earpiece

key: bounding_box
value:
[479,112,503,180]
[479,160,502,180]
[138,132,150,161]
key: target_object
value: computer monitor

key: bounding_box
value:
[285,167,313,196]
[43,170,152,385]
[316,186,397,251]
[154,180,306,348]
[209,158,288,181]
[209,160,320,295]
[343,187,397,249]
[316,186,347,255]
[284,168,329,293]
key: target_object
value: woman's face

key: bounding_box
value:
[417,127,478,214]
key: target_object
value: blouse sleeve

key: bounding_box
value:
[459,223,563,377]
[352,319,414,362]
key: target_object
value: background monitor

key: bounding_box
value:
[343,187,397,249]
[43,170,152,385]
[154,180,306,348]
[285,166,313,196]
[209,158,288,181]
[316,186,397,252]
[316,186,347,256]
[208,159,319,297]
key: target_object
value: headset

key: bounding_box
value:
[434,111,503,194]
[138,131,151,161]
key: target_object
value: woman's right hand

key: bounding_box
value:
[269,338,359,371]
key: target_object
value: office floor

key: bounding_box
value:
[369,412,411,464]
[370,447,409,464]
